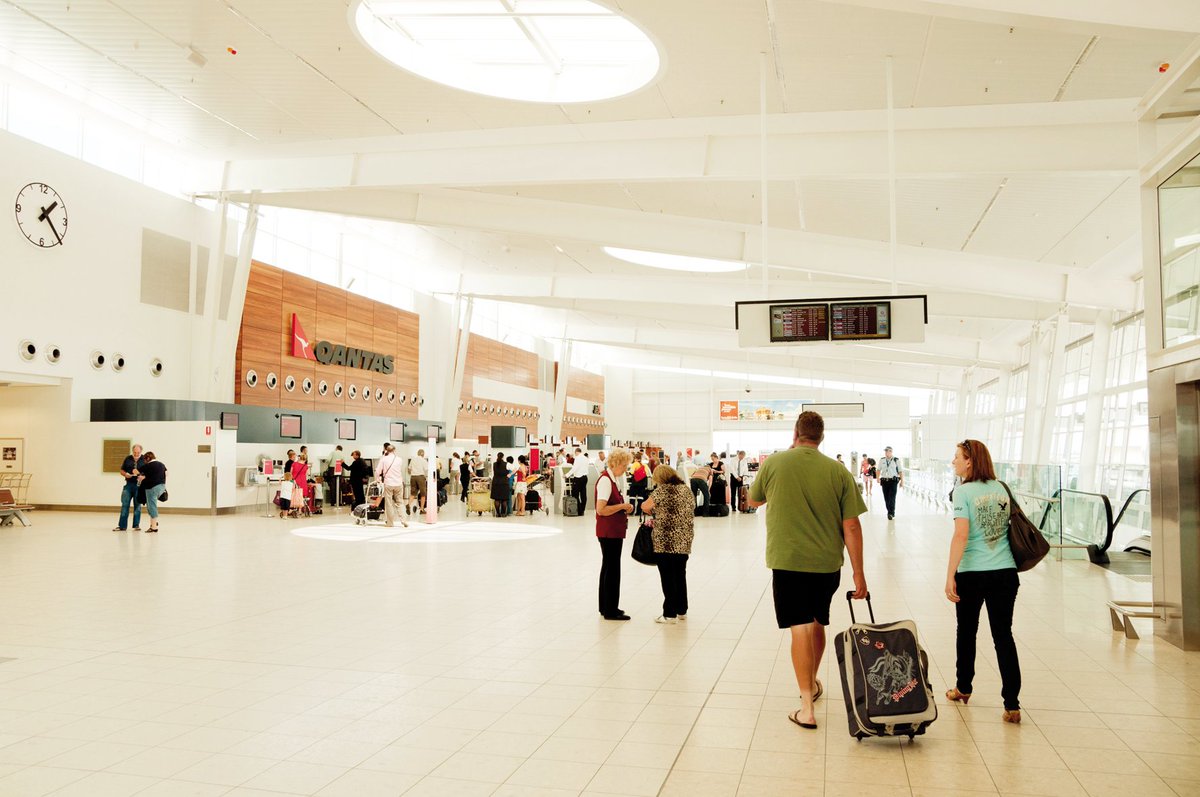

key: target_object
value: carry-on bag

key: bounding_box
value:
[835,592,937,742]
[562,494,581,517]
[525,488,543,513]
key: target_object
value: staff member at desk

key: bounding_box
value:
[570,449,591,512]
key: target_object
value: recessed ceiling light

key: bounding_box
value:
[351,0,661,104]
[603,246,749,273]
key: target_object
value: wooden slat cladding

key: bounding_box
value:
[454,400,540,445]
[555,365,606,445]
[234,261,419,417]
[459,334,539,396]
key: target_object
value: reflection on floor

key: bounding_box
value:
[0,492,1196,796]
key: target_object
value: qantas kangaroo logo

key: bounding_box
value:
[289,314,394,374]
[291,315,316,361]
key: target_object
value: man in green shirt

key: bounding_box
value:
[747,411,868,730]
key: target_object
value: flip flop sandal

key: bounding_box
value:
[788,709,817,730]
[814,679,823,701]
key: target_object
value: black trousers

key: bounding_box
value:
[352,480,366,508]
[730,476,743,511]
[880,477,899,516]
[598,537,623,616]
[460,473,470,501]
[690,478,710,513]
[573,476,588,512]
[955,568,1021,711]
[656,553,689,618]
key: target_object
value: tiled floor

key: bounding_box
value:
[0,491,1196,796]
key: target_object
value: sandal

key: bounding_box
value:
[788,709,817,730]
[946,688,971,704]
[814,679,823,701]
[1002,710,1021,724]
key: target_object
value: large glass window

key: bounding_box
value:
[1160,151,1200,347]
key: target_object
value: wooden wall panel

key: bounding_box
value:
[234,261,420,416]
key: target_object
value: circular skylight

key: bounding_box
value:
[351,0,661,103]
[604,246,750,274]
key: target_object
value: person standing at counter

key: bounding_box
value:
[114,443,144,532]
[348,450,368,508]
[570,449,590,512]
[137,451,168,533]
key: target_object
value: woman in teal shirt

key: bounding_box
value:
[944,439,1022,724]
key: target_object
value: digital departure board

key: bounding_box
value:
[769,303,829,342]
[830,301,891,341]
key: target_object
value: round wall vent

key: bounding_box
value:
[150,359,164,377]
[112,354,126,372]
[245,369,259,388]
[90,351,106,369]
[18,340,36,361]
[265,372,278,390]
[45,345,61,364]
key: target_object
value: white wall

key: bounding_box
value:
[0,129,233,419]
[0,383,227,509]
[626,369,913,459]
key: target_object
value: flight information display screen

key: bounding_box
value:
[830,301,891,340]
[768,303,829,342]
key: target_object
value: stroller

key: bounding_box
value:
[353,482,386,526]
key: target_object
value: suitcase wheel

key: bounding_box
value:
[855,735,864,742]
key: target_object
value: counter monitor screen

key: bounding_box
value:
[219,411,239,431]
[830,301,891,341]
[279,414,302,439]
[390,422,407,441]
[337,418,357,441]
[768,303,829,342]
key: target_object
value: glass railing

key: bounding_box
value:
[1112,489,1151,553]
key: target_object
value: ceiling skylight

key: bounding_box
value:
[604,246,750,274]
[351,0,661,103]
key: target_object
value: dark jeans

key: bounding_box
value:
[955,568,1021,711]
[730,476,743,511]
[690,478,710,513]
[460,473,470,501]
[598,537,623,616]
[656,553,689,618]
[573,476,588,512]
[880,477,899,516]
[352,481,366,508]
[118,482,141,529]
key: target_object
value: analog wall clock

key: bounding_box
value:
[15,183,67,248]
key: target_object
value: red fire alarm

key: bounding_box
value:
[1159,62,1170,73]
[227,47,238,56]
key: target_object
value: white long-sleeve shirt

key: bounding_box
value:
[731,456,750,479]
[378,453,404,487]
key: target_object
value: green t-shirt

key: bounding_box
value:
[748,446,866,573]
[951,480,1017,572]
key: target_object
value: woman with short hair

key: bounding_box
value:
[138,451,168,533]
[944,439,1023,724]
[641,464,694,624]
[595,448,634,621]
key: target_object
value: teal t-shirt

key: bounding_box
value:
[748,446,866,573]
[952,480,1017,572]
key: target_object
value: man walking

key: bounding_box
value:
[377,443,408,528]
[113,444,144,531]
[747,411,867,730]
[730,450,749,512]
[878,446,904,520]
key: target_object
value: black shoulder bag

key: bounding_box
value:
[999,481,1049,572]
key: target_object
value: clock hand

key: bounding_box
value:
[37,201,58,223]
[44,216,63,245]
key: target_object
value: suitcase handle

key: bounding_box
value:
[845,591,875,624]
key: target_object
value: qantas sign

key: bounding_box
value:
[290,314,395,375]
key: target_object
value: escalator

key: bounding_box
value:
[1038,488,1152,578]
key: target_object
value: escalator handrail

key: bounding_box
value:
[1046,489,1118,552]
[1111,488,1150,537]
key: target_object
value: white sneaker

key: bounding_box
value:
[677,614,687,621]
[655,615,678,624]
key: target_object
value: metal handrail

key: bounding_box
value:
[1113,488,1150,531]
[1044,488,1116,563]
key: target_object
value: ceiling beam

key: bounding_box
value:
[233,186,1138,310]
[216,100,1139,191]
[823,0,1200,35]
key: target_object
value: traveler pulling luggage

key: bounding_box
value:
[835,592,937,741]
[353,482,386,526]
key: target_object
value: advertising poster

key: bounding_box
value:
[718,398,812,422]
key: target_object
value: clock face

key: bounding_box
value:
[15,183,67,248]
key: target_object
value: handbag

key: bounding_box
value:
[631,521,657,566]
[999,481,1049,572]
[158,490,169,503]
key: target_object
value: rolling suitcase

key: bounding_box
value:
[562,494,581,517]
[526,488,545,514]
[738,485,756,513]
[836,592,937,742]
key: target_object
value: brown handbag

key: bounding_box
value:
[999,481,1050,572]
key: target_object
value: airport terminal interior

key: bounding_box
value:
[2,1,1200,795]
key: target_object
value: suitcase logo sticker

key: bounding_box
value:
[866,650,918,706]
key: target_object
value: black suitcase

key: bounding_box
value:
[835,592,937,742]
[526,488,543,513]
[711,476,728,505]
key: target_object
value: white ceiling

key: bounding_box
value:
[0,0,1196,390]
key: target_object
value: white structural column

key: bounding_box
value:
[444,296,473,441]
[1035,312,1071,466]
[955,369,972,440]
[1021,323,1045,463]
[552,341,572,441]
[1077,310,1114,491]
[991,369,1011,445]
[212,203,258,403]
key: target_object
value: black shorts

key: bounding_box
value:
[772,569,841,628]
